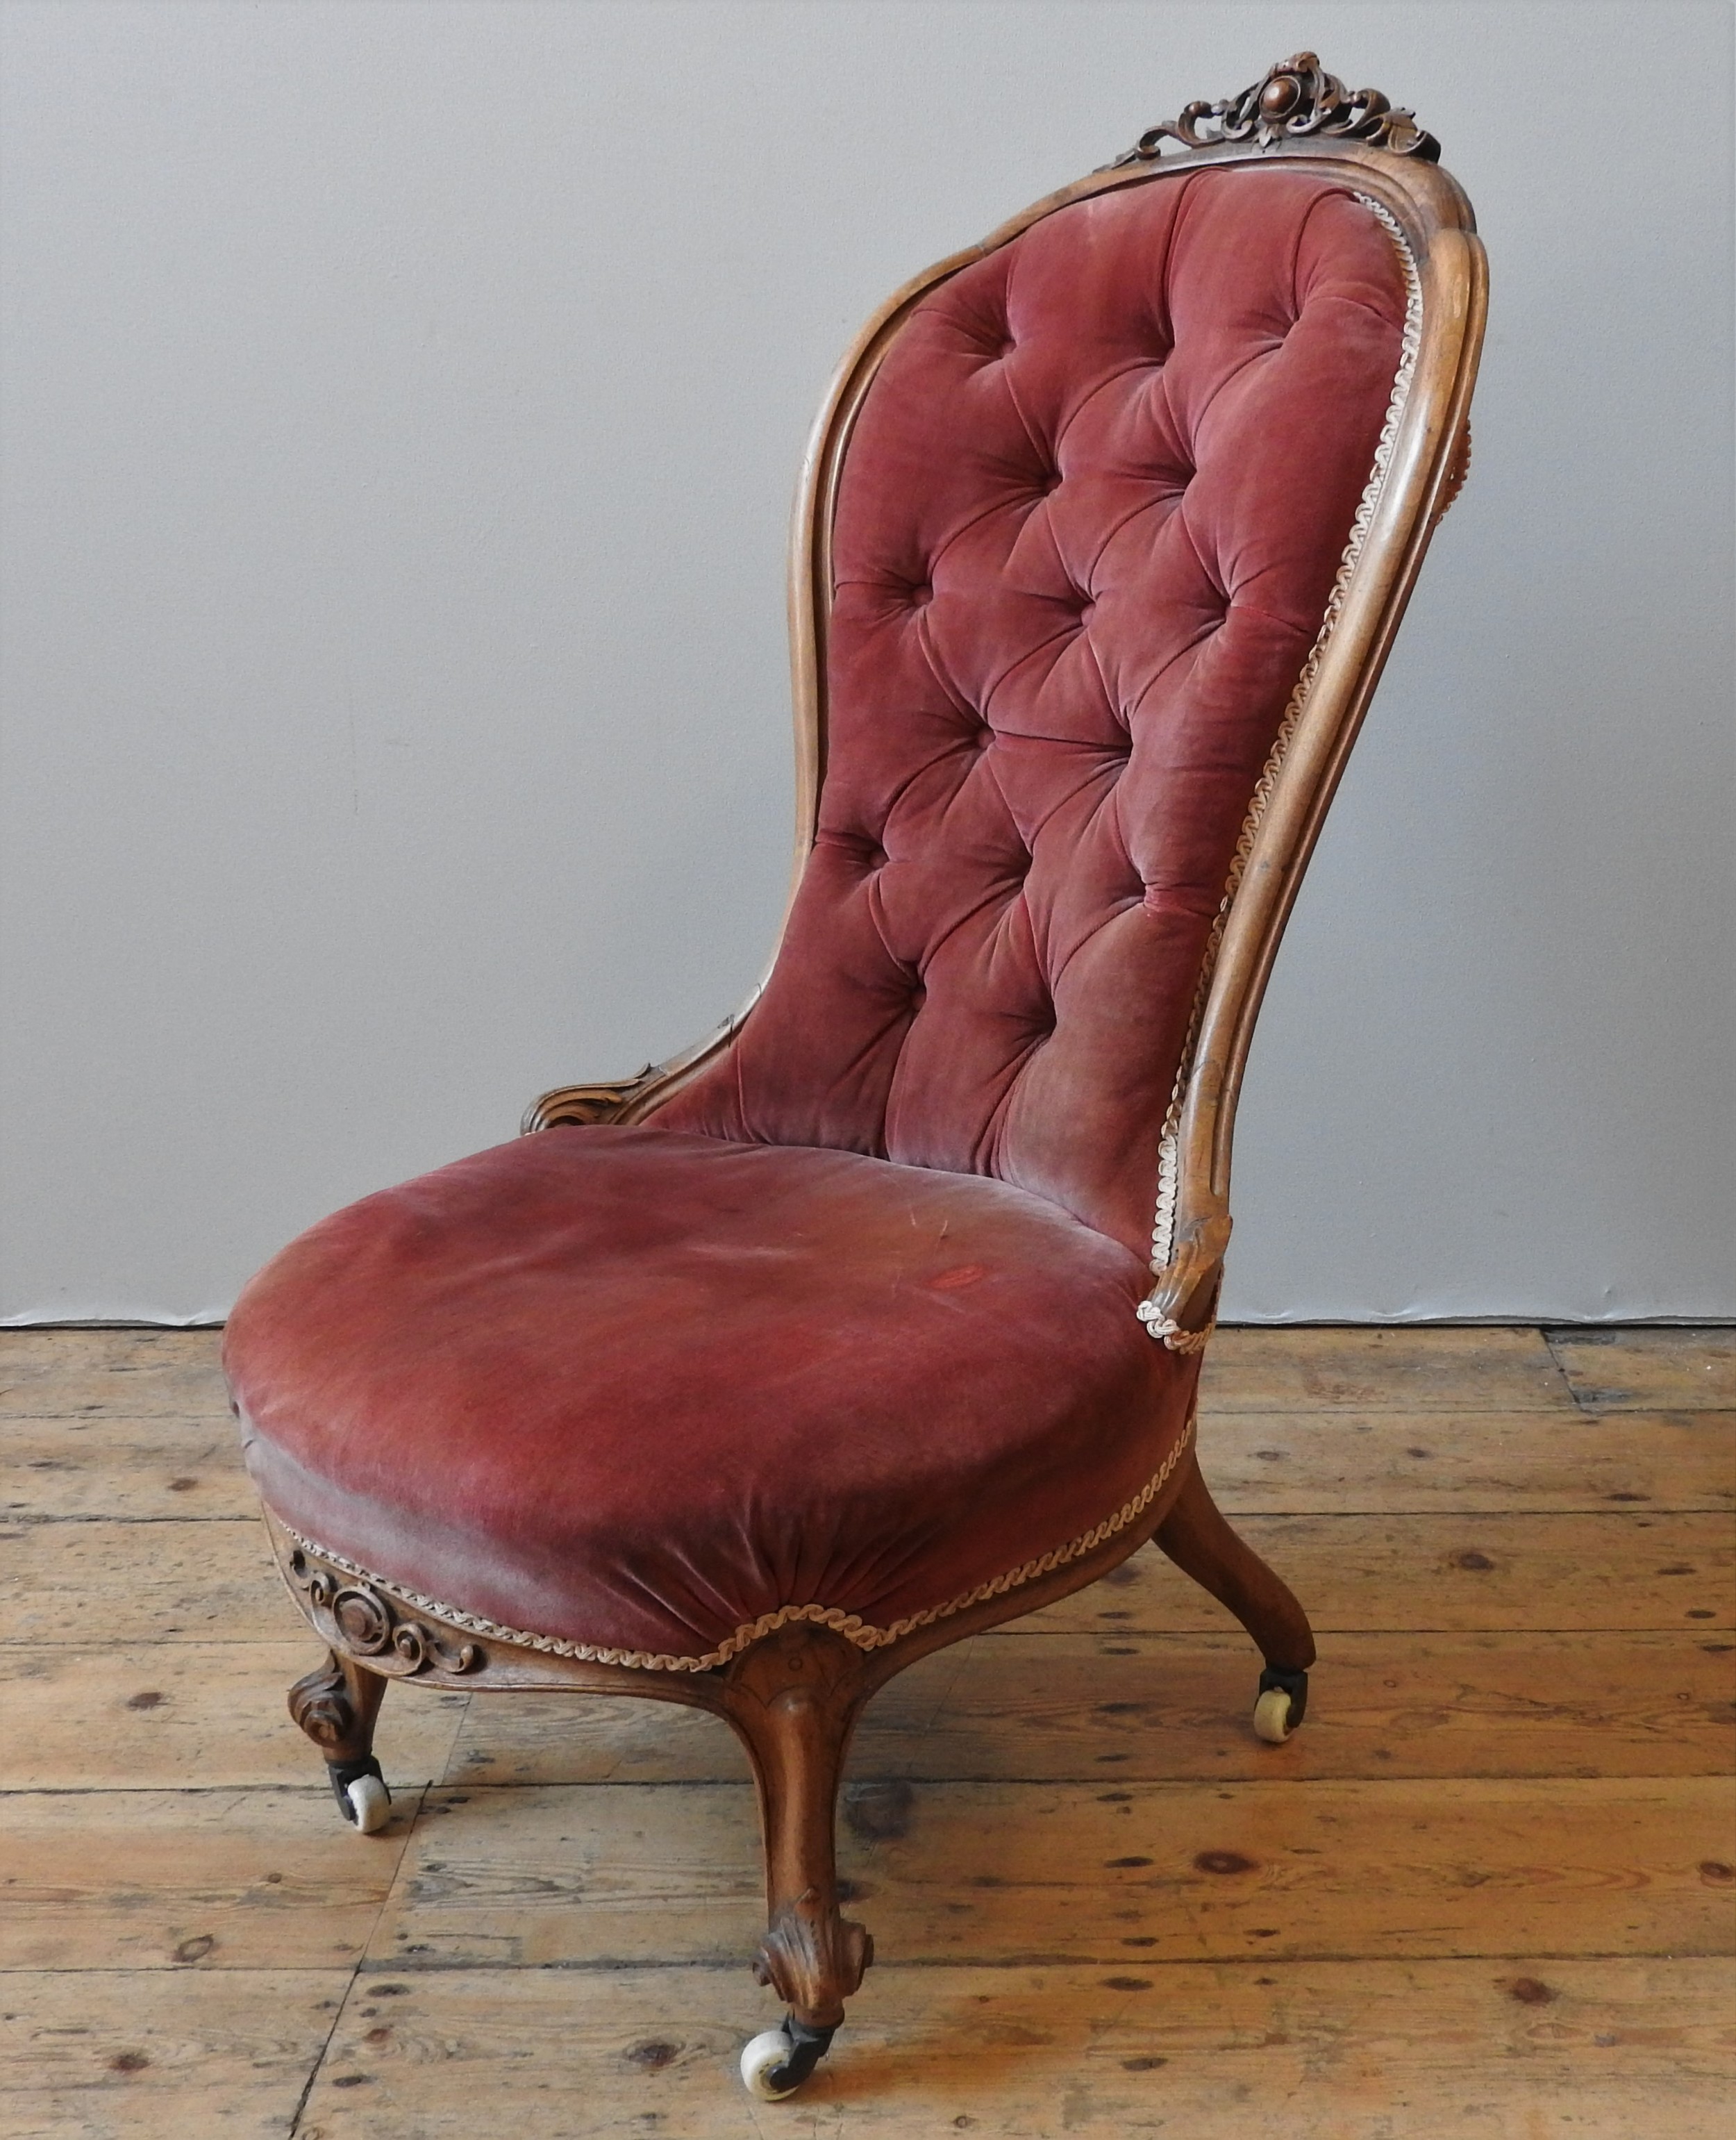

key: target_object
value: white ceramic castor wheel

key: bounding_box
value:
[344,1772,392,1834]
[740,2029,803,2101]
[739,2018,836,2099]
[1252,1667,1309,1745]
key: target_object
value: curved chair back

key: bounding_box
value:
[540,54,1487,1339]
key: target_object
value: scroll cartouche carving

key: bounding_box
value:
[287,1548,484,1676]
[521,1063,665,1134]
[1117,51,1440,166]
[522,1001,760,1136]
[753,1889,874,2021]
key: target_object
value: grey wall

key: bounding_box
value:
[1,0,1731,1324]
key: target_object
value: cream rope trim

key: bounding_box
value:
[1140,194,1424,1347]
[283,1413,1192,1675]
[1134,1301,1215,1354]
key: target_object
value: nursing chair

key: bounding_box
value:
[224,55,1485,2100]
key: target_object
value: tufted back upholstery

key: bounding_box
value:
[658,167,1409,1259]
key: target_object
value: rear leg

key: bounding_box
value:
[1153,1448,1315,1742]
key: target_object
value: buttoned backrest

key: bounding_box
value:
[659,166,1410,1259]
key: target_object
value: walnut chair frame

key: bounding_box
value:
[269,55,1485,2100]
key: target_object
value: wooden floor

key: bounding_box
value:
[2,1325,1732,2138]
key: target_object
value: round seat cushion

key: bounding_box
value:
[224,1125,1196,1668]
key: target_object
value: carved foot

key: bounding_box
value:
[752,1887,874,2023]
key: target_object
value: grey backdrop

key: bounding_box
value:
[2,0,1732,1323]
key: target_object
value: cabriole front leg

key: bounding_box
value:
[722,1623,874,2098]
[287,1649,393,1834]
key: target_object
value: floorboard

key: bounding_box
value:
[1200,1408,1734,1513]
[2,1415,258,1520]
[1544,1327,1736,1412]
[0,1970,350,2140]
[0,1645,469,1791]
[362,1774,1735,1969]
[0,1330,228,1420]
[293,1958,1736,2140]
[0,1788,415,1971]
[442,1628,1736,1785]
[1199,1325,1576,1411]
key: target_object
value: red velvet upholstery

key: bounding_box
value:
[661,169,1407,1256]
[226,1128,1187,1662]
[226,165,1409,1660]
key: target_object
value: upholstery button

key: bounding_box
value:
[974,724,994,752]
[1040,470,1062,496]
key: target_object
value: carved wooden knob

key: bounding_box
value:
[1260,76,1301,118]
[334,1586,392,1654]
